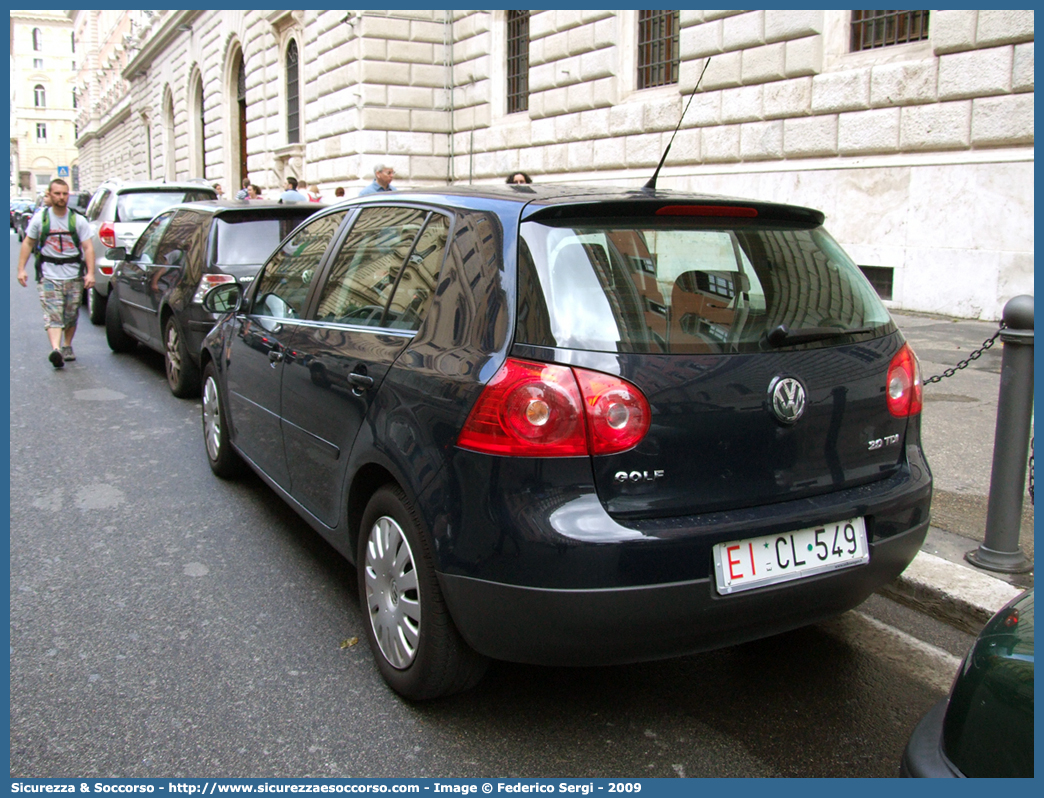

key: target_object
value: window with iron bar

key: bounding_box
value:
[286,39,300,144]
[507,11,530,115]
[851,10,929,51]
[638,10,679,89]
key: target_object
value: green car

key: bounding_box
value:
[902,588,1034,777]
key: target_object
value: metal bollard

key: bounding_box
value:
[967,294,1034,573]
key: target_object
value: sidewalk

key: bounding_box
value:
[878,311,1034,634]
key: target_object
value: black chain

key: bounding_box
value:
[922,324,1005,384]
[919,323,1033,506]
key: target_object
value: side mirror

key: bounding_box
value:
[202,282,243,314]
[106,246,127,261]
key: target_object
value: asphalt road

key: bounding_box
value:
[8,230,974,779]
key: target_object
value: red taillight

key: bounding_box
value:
[99,222,116,249]
[192,273,236,304]
[886,344,923,417]
[457,359,650,457]
[457,360,587,456]
[573,368,651,455]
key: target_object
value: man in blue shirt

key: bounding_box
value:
[279,176,309,203]
[359,164,396,196]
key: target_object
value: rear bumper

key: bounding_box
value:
[437,442,931,666]
[900,698,962,777]
[439,517,929,665]
[93,259,113,295]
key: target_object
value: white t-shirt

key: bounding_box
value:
[27,208,92,281]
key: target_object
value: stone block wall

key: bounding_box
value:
[73,9,1033,319]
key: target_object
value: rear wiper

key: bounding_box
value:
[765,324,875,347]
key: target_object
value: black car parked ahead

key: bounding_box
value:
[198,186,932,699]
[105,200,322,396]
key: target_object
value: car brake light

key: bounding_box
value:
[886,344,923,417]
[193,273,236,304]
[99,222,116,249]
[656,205,758,218]
[457,359,650,457]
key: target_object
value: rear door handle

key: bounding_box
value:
[348,373,374,389]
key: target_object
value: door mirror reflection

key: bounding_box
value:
[201,282,242,314]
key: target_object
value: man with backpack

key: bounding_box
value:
[16,178,96,368]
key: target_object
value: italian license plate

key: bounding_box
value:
[713,517,869,595]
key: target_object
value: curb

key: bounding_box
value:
[879,550,1024,635]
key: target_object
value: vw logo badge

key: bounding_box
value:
[768,376,806,424]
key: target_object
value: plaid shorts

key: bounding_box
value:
[38,278,85,329]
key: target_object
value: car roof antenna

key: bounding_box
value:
[644,57,711,191]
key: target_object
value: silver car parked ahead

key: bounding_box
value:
[84,179,217,325]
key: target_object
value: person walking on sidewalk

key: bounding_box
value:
[16,179,96,368]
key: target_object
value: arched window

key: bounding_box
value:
[32,28,42,51]
[34,85,46,108]
[286,39,300,144]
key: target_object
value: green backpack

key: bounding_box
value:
[33,207,85,282]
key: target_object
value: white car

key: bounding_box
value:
[84,179,217,325]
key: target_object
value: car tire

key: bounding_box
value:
[358,485,489,700]
[88,287,107,326]
[201,362,245,479]
[164,315,201,398]
[104,289,137,353]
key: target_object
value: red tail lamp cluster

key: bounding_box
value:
[886,344,924,417]
[99,222,117,249]
[457,359,650,457]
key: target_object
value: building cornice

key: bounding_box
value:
[123,10,204,80]
[10,11,72,25]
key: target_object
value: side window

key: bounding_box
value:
[250,210,349,319]
[86,189,108,222]
[384,213,449,329]
[154,211,206,268]
[314,206,448,330]
[130,212,175,265]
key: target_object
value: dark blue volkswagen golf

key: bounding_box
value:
[198,186,932,699]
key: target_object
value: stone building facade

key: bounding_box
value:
[10,10,81,197]
[71,10,1032,320]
